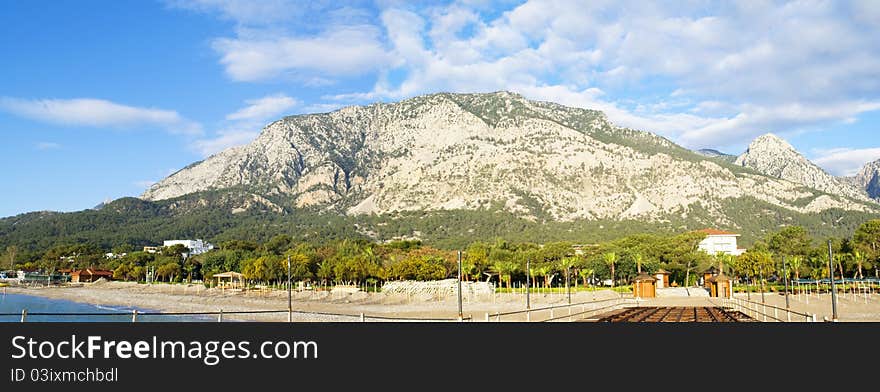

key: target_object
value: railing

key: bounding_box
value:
[482,297,638,322]
[718,296,816,322]
[1,308,472,323]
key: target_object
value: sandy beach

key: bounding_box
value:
[3,281,625,322]
[6,281,880,322]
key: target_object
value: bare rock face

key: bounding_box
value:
[734,133,871,202]
[855,159,880,200]
[142,92,877,220]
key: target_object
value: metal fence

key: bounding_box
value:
[1,308,473,323]
[717,296,816,322]
[482,297,639,322]
[3,297,640,323]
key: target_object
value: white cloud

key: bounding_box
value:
[35,142,61,150]
[676,101,880,149]
[177,0,880,151]
[358,1,880,150]
[0,97,203,136]
[226,94,298,121]
[213,26,389,81]
[812,147,880,177]
[193,93,302,157]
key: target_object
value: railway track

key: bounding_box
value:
[588,306,755,322]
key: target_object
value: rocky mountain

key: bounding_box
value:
[695,149,729,157]
[855,159,880,200]
[734,134,872,202]
[142,92,877,225]
[694,149,736,163]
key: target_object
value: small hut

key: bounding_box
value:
[631,259,656,298]
[708,273,732,298]
[633,273,657,298]
[70,269,113,283]
[702,266,718,289]
[654,269,670,289]
[213,271,245,290]
[707,262,732,298]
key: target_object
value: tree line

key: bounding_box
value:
[4,220,879,289]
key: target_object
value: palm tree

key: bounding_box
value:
[788,256,803,281]
[603,252,617,288]
[489,261,506,289]
[559,257,577,291]
[536,265,554,289]
[578,268,594,288]
[633,253,644,273]
[461,257,476,282]
[499,261,519,290]
[851,250,866,279]
[809,257,827,293]
[527,263,537,290]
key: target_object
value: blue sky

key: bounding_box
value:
[2,0,879,218]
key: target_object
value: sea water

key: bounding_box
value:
[0,293,214,322]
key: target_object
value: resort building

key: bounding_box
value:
[163,239,214,255]
[697,229,746,256]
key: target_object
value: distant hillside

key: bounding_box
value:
[1,190,877,252]
[694,148,736,163]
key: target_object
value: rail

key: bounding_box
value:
[717,296,816,322]
[483,297,639,322]
[1,308,472,323]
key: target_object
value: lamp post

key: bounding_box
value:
[287,255,292,323]
[457,250,463,320]
[783,256,790,309]
[525,259,530,310]
[827,240,838,322]
[566,264,571,305]
[760,266,765,304]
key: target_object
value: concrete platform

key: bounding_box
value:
[656,287,710,297]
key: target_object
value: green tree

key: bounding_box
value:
[559,256,578,288]
[263,234,293,255]
[578,268,594,288]
[847,250,870,279]
[767,226,812,257]
[156,262,181,282]
[788,256,803,281]
[535,265,555,288]
[603,252,617,288]
[113,264,131,281]
[4,246,18,270]
[498,261,518,289]
[163,244,189,259]
[130,266,146,281]
[854,220,880,263]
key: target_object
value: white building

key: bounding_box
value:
[697,229,745,256]
[163,239,214,256]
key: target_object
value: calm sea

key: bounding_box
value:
[0,293,213,322]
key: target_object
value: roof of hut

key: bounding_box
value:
[633,273,657,282]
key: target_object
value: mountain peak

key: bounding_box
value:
[735,133,870,202]
[856,158,880,200]
[749,133,794,150]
